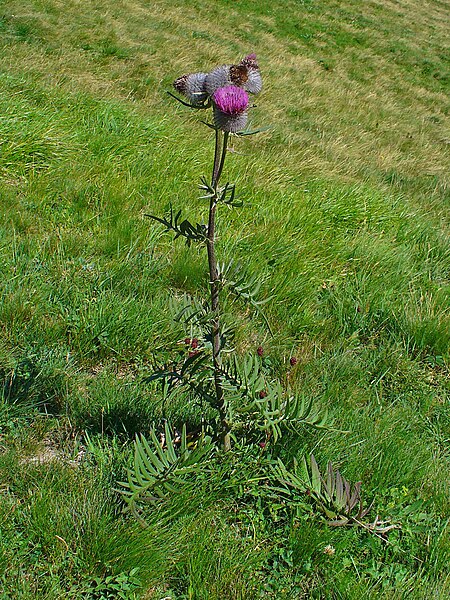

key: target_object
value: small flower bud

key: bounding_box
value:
[184,337,191,346]
[256,346,264,357]
[191,338,199,349]
[290,357,298,366]
[204,65,232,96]
[259,390,268,399]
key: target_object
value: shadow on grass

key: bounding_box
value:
[0,356,65,422]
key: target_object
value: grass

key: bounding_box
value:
[0,0,449,597]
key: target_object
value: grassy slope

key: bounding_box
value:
[0,0,449,598]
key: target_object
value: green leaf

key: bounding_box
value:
[324,461,334,499]
[146,205,207,246]
[310,454,322,496]
[167,90,210,110]
[334,469,345,511]
[235,125,272,136]
[119,423,213,522]
[299,455,312,488]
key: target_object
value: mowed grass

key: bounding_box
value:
[0,0,449,598]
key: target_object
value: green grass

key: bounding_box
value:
[0,0,449,597]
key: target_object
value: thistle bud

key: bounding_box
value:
[204,65,232,96]
[243,68,262,94]
[239,54,262,94]
[173,72,208,106]
[205,58,262,97]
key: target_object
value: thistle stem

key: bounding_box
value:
[207,129,230,451]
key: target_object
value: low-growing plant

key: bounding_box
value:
[69,568,141,599]
[273,454,399,536]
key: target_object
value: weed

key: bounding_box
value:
[0,0,448,597]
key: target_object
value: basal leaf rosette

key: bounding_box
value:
[212,85,249,133]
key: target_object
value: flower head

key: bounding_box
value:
[173,72,208,106]
[172,54,261,131]
[212,85,249,132]
[238,54,262,94]
[213,86,249,114]
[204,54,262,96]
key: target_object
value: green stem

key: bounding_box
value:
[216,131,229,184]
[207,129,230,451]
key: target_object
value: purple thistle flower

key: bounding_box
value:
[212,85,249,133]
[213,86,249,114]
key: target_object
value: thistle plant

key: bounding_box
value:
[147,54,328,448]
[121,55,328,516]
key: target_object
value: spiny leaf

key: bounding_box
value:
[217,261,273,334]
[119,423,213,521]
[170,294,215,328]
[325,461,335,498]
[167,90,210,110]
[335,470,345,511]
[235,125,272,136]
[300,456,312,488]
[349,481,361,511]
[165,421,177,463]
[271,455,377,532]
[310,454,322,496]
[146,205,207,246]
